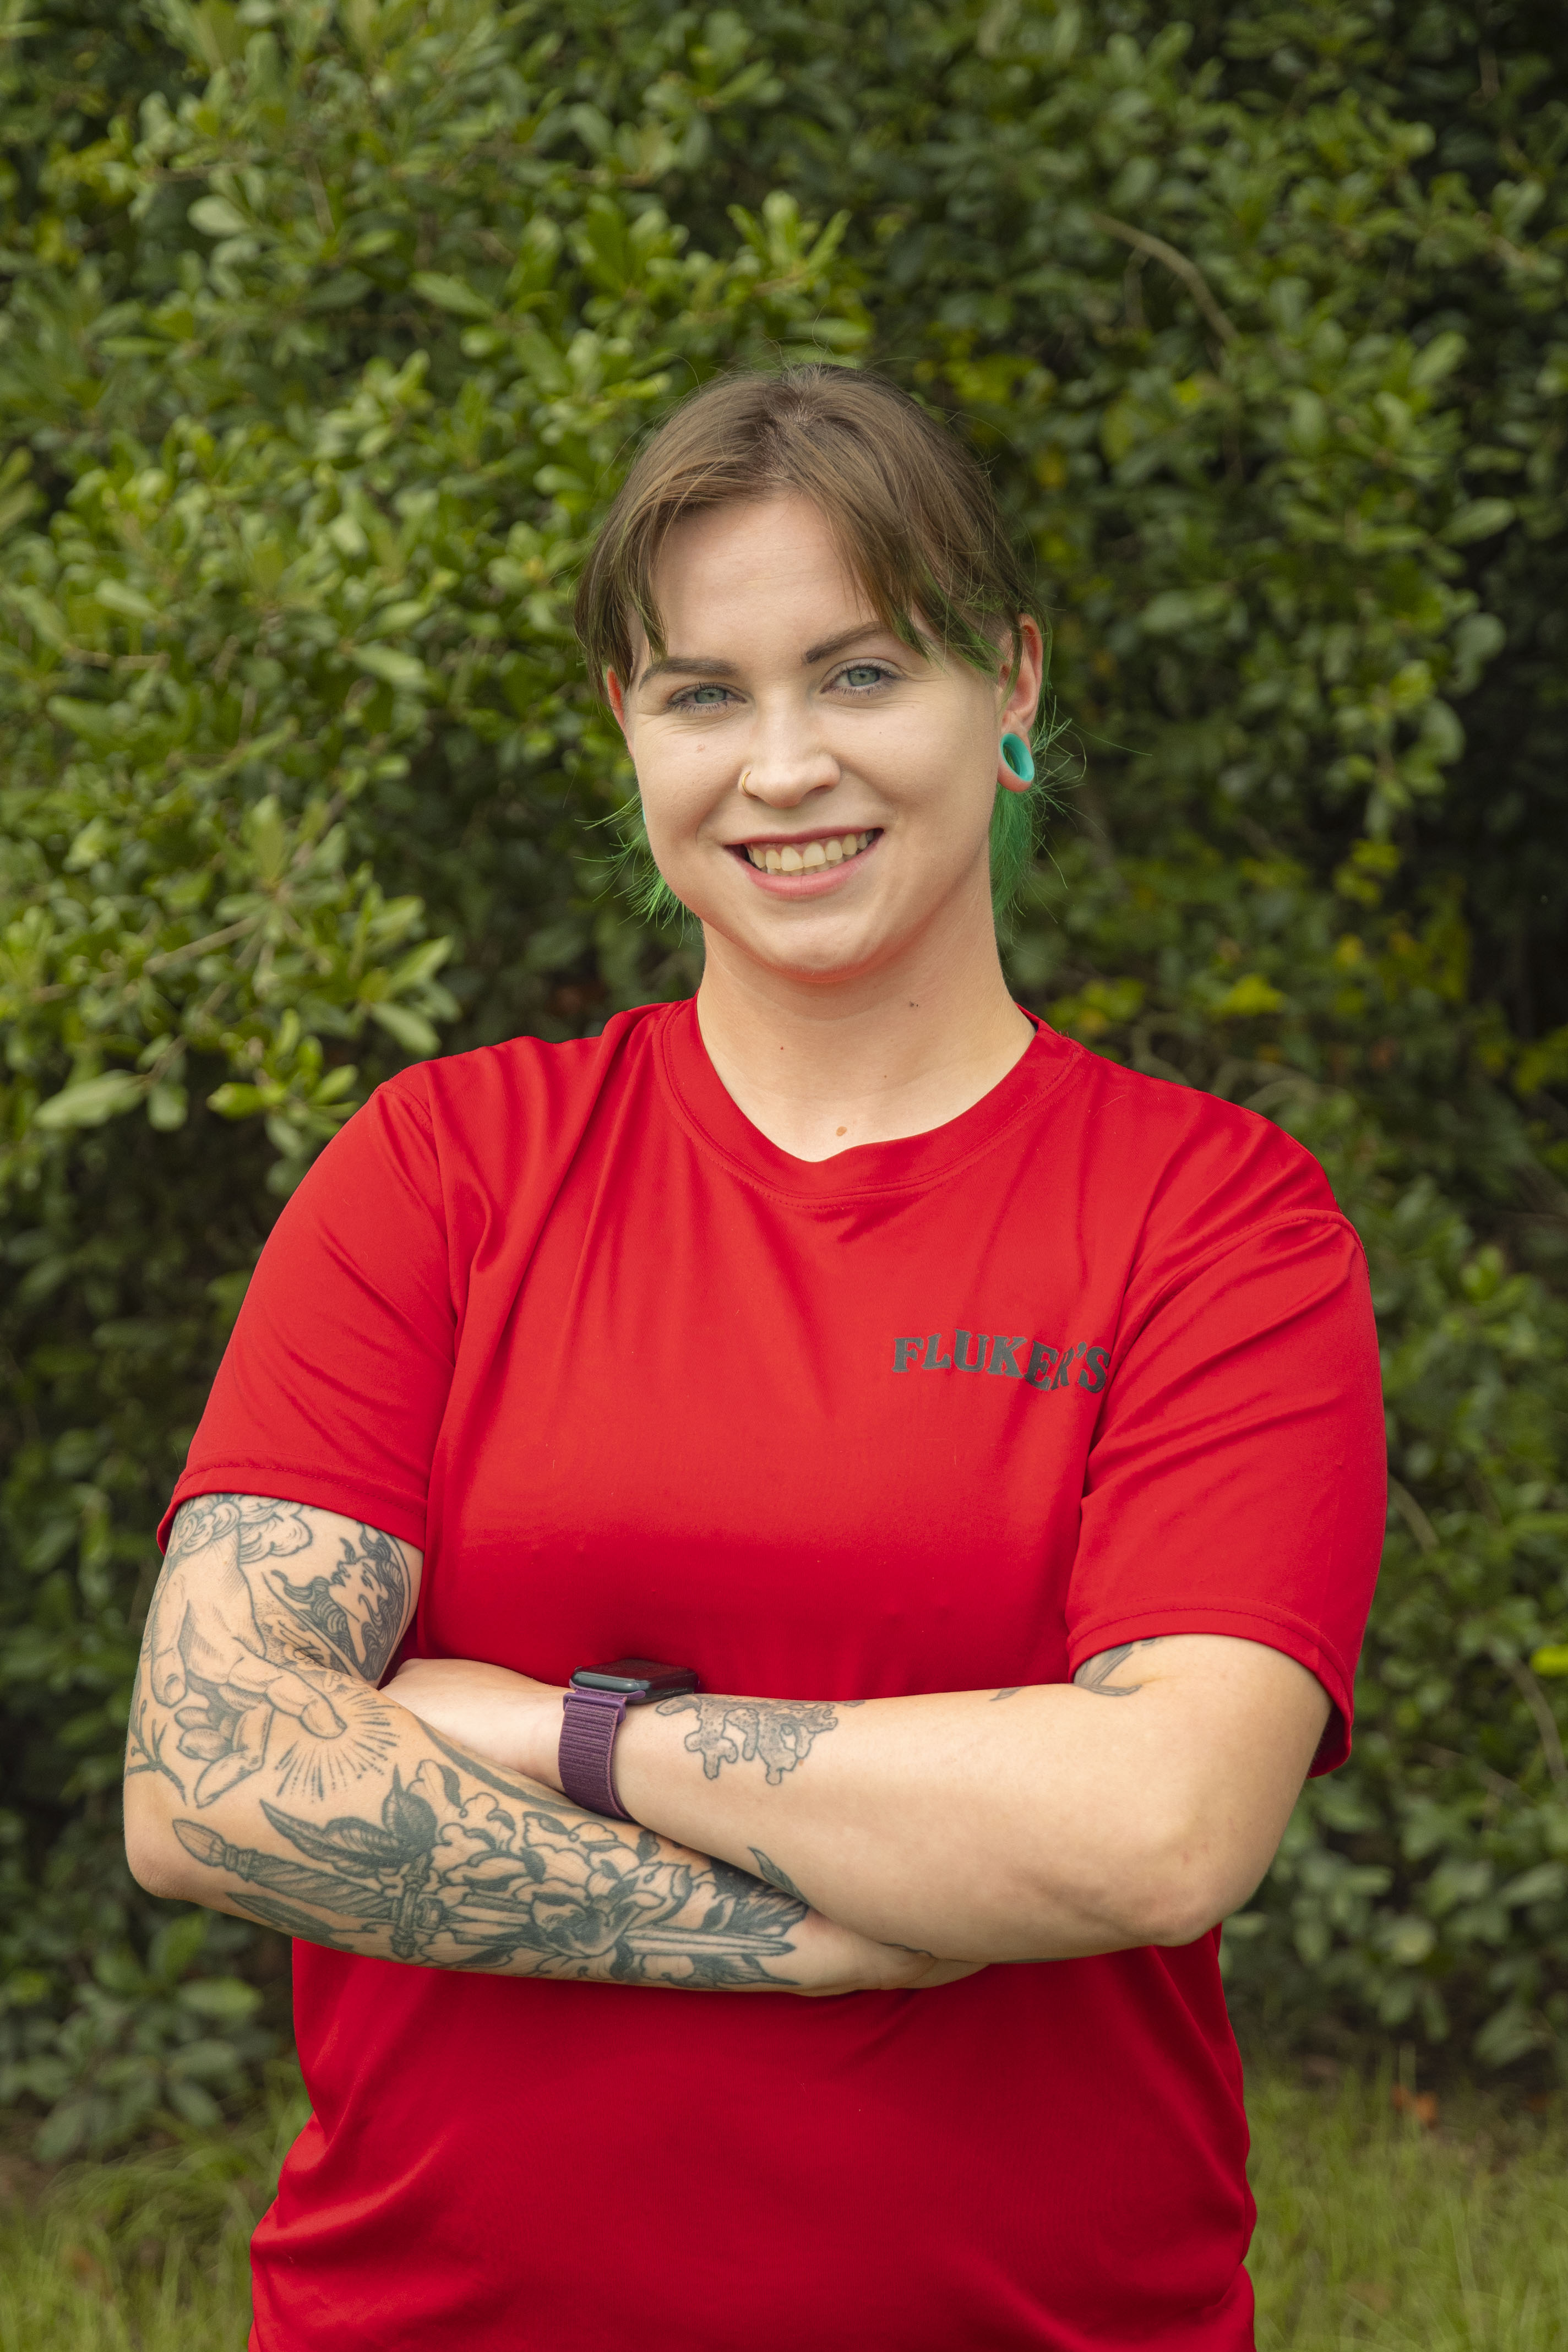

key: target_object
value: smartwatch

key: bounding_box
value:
[558,1658,700,1822]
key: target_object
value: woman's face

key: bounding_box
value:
[608,495,1042,988]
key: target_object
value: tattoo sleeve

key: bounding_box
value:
[126,1496,806,1989]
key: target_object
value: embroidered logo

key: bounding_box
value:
[890,1331,1109,1393]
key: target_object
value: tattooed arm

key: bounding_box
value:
[124,1497,974,1996]
[391,1635,1330,1966]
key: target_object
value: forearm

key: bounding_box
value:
[607,1684,1165,1962]
[126,1670,818,1990]
[123,1494,929,1994]
[597,1643,1327,1963]
[396,1663,1189,1963]
[390,1640,1326,1967]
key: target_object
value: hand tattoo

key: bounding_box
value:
[138,1495,412,1806]
[655,1693,854,1784]
[125,1657,190,1802]
[1072,1639,1163,1698]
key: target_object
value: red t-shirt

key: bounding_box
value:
[164,1003,1384,2352]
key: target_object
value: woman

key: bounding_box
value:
[126,367,1384,2351]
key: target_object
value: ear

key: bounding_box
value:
[999,616,1046,740]
[606,668,630,741]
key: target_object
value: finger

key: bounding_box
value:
[149,1624,188,1707]
[233,1701,273,1768]
[195,1748,264,1807]
[222,1651,345,1736]
[177,1729,230,1763]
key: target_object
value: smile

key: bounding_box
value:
[739,830,879,874]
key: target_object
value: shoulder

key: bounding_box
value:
[292,1004,672,1231]
[365,1002,671,1150]
[1034,1030,1351,1255]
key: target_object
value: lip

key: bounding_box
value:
[725,827,883,897]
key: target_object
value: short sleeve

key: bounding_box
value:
[1064,1211,1385,1771]
[158,1077,454,1553]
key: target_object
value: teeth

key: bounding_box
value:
[745,831,873,872]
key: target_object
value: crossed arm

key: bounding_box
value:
[124,1494,1329,1990]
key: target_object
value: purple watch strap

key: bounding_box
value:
[558,1687,635,1820]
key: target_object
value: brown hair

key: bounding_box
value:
[573,365,1044,688]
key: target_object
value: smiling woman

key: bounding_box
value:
[576,365,1053,934]
[129,367,1386,2352]
[573,369,1056,1157]
[597,489,1046,1155]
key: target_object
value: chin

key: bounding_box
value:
[750,928,894,986]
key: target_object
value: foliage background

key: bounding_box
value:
[1,0,1565,2156]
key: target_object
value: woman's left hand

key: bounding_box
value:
[386,1656,565,1789]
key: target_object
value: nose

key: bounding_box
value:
[736,706,840,809]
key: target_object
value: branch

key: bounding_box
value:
[1389,1478,1439,1554]
[1087,213,1238,346]
[1503,1657,1568,1793]
[143,917,258,977]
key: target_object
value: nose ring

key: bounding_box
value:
[739,768,755,794]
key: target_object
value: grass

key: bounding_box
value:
[0,2075,306,2352]
[1,2064,1565,2348]
[1249,2066,1568,2349]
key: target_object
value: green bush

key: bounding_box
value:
[1,0,1565,2152]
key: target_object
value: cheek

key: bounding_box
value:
[633,755,721,880]
[635,755,704,842]
[890,731,997,839]
[874,693,993,791]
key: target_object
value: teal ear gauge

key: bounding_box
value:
[1000,731,1036,785]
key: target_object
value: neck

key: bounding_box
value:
[694,904,1033,1163]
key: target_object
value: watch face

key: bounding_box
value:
[571,1658,700,1701]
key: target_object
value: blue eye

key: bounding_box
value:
[677,683,732,707]
[838,663,891,691]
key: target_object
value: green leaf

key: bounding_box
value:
[178,1977,263,2026]
[34,2100,91,2163]
[33,1073,145,1130]
[94,578,160,625]
[147,1082,189,1131]
[46,695,122,748]
[1213,974,1285,1018]
[410,271,495,321]
[1139,586,1232,635]
[206,1084,273,1120]
[1442,499,1515,545]
[188,194,249,238]
[1500,1863,1567,1907]
[351,645,433,693]
[1410,330,1466,390]
[367,1001,440,1056]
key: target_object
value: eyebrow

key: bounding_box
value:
[638,624,898,684]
